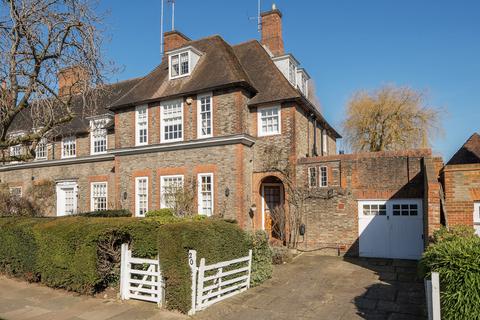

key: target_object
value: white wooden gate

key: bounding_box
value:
[425,272,441,320]
[120,243,164,306]
[188,250,252,315]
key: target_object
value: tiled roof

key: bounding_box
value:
[447,133,480,165]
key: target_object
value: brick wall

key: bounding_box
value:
[442,163,480,227]
[296,149,435,256]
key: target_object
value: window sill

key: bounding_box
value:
[257,132,281,137]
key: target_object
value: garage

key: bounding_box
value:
[358,199,424,260]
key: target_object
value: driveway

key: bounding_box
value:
[193,253,426,320]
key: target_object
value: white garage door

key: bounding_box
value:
[358,199,424,260]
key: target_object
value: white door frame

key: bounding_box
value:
[261,183,284,231]
[56,180,78,216]
[474,202,480,236]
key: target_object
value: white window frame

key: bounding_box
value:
[322,129,328,155]
[258,105,281,137]
[319,166,328,187]
[61,136,76,159]
[169,51,191,80]
[9,186,22,198]
[160,175,184,209]
[473,202,480,236]
[288,59,296,84]
[135,177,148,217]
[308,167,317,188]
[160,99,184,143]
[135,105,148,146]
[9,144,22,159]
[35,139,47,160]
[198,173,214,216]
[197,93,213,139]
[90,182,108,212]
[90,119,108,155]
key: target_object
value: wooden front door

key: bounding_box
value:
[262,184,284,241]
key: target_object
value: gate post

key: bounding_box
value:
[188,250,197,316]
[120,243,130,300]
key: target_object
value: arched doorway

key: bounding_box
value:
[260,176,285,242]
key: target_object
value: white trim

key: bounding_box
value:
[197,173,214,216]
[319,166,328,187]
[260,183,284,231]
[135,105,148,146]
[0,153,114,171]
[474,202,480,236]
[322,130,328,155]
[308,167,317,188]
[9,186,22,198]
[61,136,76,159]
[160,99,184,143]
[90,118,108,155]
[56,180,78,216]
[197,92,213,139]
[160,174,184,209]
[257,105,281,137]
[90,182,108,212]
[135,177,149,217]
[34,139,48,160]
[169,50,191,80]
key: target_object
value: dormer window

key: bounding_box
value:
[167,46,202,80]
[289,60,296,84]
[272,54,299,86]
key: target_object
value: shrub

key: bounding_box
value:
[420,227,480,319]
[246,231,273,286]
[271,245,293,265]
[431,225,476,243]
[77,209,132,218]
[146,208,174,218]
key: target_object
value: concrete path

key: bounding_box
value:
[0,276,186,320]
[193,253,426,320]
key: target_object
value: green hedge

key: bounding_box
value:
[0,216,272,312]
[76,209,132,218]
[420,227,480,320]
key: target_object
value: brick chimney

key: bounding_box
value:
[261,4,284,56]
[58,66,89,96]
[163,30,191,53]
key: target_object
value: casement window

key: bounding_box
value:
[135,177,148,217]
[61,136,76,158]
[258,105,281,136]
[288,60,296,84]
[9,145,21,158]
[198,173,214,216]
[197,93,213,138]
[362,203,387,216]
[135,105,148,146]
[319,166,328,187]
[160,175,184,209]
[91,182,107,211]
[90,119,108,154]
[308,167,317,188]
[392,203,418,216]
[161,99,183,142]
[9,187,22,198]
[35,139,47,160]
[170,51,190,79]
[322,130,328,155]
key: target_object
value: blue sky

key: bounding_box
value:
[98,0,480,160]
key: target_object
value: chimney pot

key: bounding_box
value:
[163,30,191,54]
[261,6,284,56]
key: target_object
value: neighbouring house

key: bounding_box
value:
[0,5,452,259]
[441,133,480,235]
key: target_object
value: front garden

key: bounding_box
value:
[0,211,273,313]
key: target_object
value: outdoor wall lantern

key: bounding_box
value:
[123,191,127,200]
[249,204,257,219]
[225,187,230,197]
[299,223,306,236]
[186,97,193,105]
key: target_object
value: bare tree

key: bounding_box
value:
[0,0,109,161]
[342,85,442,152]
[162,178,196,217]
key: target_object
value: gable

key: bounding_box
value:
[447,133,480,165]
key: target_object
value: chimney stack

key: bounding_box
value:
[163,30,191,53]
[261,4,284,56]
[58,66,89,96]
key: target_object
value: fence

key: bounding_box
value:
[188,250,253,315]
[424,271,441,320]
[120,243,164,306]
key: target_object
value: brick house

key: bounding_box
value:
[0,7,338,232]
[0,5,449,259]
[441,133,480,235]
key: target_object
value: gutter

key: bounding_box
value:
[0,154,114,172]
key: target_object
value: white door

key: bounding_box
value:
[358,199,424,260]
[56,181,78,216]
[474,202,480,236]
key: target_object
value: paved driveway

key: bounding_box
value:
[193,253,426,320]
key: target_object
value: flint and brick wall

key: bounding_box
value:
[296,149,440,256]
[442,163,480,227]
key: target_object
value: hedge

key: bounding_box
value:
[76,209,132,218]
[420,227,480,320]
[0,216,272,312]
